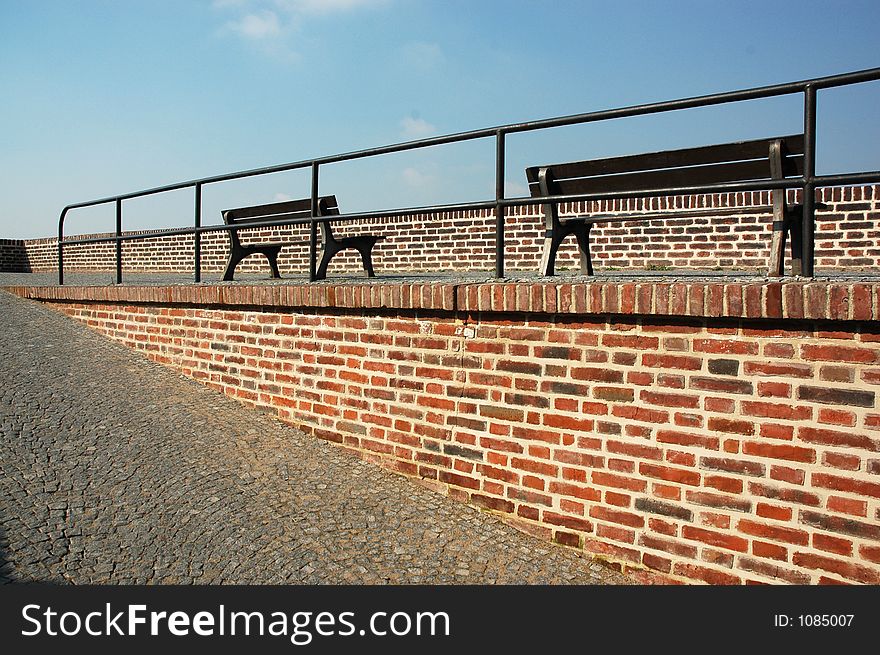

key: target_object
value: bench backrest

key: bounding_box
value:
[526,134,805,197]
[222,195,340,225]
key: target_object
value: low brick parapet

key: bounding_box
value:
[5,279,880,322]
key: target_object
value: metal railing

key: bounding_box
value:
[58,67,880,285]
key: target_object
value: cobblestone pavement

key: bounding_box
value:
[0,289,635,584]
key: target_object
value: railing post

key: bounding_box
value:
[115,198,123,284]
[309,162,319,282]
[57,209,66,285]
[802,85,817,278]
[495,129,506,279]
[194,183,202,283]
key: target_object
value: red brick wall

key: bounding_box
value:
[15,184,880,274]
[9,280,880,585]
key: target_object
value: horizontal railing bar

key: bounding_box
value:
[58,176,843,247]
[57,170,880,249]
[58,67,880,215]
[813,171,880,186]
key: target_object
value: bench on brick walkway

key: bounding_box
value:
[222,195,382,281]
[526,134,811,277]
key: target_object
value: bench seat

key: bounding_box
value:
[221,195,382,281]
[526,135,808,277]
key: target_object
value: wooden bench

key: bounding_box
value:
[526,134,809,277]
[221,195,382,281]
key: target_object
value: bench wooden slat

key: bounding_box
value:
[533,156,804,196]
[224,196,340,223]
[526,134,804,185]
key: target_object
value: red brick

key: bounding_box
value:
[592,471,648,492]
[817,408,857,427]
[741,401,811,421]
[704,474,743,494]
[742,361,812,378]
[548,481,601,502]
[553,450,603,468]
[738,557,811,584]
[799,426,879,451]
[673,562,741,585]
[510,457,557,477]
[742,441,816,463]
[639,534,697,558]
[570,366,625,383]
[601,334,659,349]
[553,531,581,548]
[641,391,700,409]
[801,344,877,364]
[737,519,809,545]
[792,552,880,584]
[666,450,695,466]
[605,439,663,461]
[860,545,880,564]
[641,354,703,370]
[656,429,720,450]
[752,541,788,561]
[693,338,758,355]
[826,496,867,517]
[639,463,701,486]
[769,465,804,485]
[542,414,595,433]
[756,503,792,521]
[543,511,593,533]
[749,482,820,506]
[611,405,669,424]
[707,417,754,436]
[589,506,645,528]
[438,470,480,490]
[700,457,765,477]
[812,472,880,498]
[812,533,853,556]
[470,494,515,514]
[821,452,861,471]
[682,526,748,552]
[642,553,673,574]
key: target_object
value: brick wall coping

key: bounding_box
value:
[5,279,879,322]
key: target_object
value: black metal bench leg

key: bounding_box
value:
[357,243,376,277]
[266,250,282,279]
[223,248,246,282]
[539,232,563,276]
[315,240,340,281]
[573,223,594,276]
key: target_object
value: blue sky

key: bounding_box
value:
[1,0,879,239]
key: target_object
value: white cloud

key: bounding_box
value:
[400,41,444,72]
[402,167,434,188]
[504,180,528,197]
[225,10,282,39]
[212,0,248,8]
[277,0,389,14]
[400,116,436,139]
[274,192,293,201]
[215,0,388,60]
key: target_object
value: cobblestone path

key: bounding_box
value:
[0,290,634,584]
